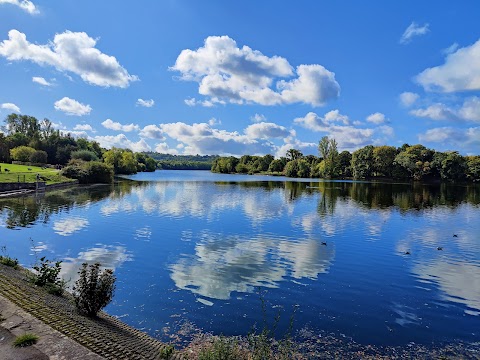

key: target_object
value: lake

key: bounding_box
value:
[1,170,479,348]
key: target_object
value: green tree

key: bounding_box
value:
[286,148,303,161]
[351,145,374,179]
[29,150,48,164]
[394,144,434,180]
[71,150,99,162]
[337,150,352,177]
[466,156,480,182]
[318,136,339,178]
[372,146,397,177]
[440,151,467,181]
[10,146,36,162]
[268,158,287,173]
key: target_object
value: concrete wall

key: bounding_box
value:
[0,182,36,192]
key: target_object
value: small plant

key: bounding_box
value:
[0,246,19,269]
[159,344,175,359]
[32,257,62,287]
[13,333,39,347]
[73,263,116,317]
[198,336,244,360]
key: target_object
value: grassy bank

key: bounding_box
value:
[0,163,74,185]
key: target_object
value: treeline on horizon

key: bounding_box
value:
[212,136,480,182]
[0,113,157,183]
[144,152,218,170]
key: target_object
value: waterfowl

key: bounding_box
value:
[321,242,327,246]
[405,251,410,255]
[437,247,443,250]
[453,234,458,238]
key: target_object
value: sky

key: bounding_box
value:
[0,0,479,156]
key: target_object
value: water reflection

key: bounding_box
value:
[53,217,89,236]
[170,231,334,300]
[60,245,131,285]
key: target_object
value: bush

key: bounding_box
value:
[13,333,39,347]
[71,150,99,162]
[73,263,116,317]
[0,246,19,268]
[61,160,113,184]
[29,150,48,164]
[32,257,62,287]
[10,146,36,162]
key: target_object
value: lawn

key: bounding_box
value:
[0,163,74,184]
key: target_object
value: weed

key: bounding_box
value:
[13,333,39,347]
[0,246,19,269]
[159,344,175,359]
[31,257,62,287]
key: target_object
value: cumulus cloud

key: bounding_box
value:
[54,97,91,116]
[418,126,480,150]
[366,112,387,124]
[400,22,429,44]
[101,119,139,132]
[0,29,137,88]
[32,76,53,86]
[171,36,339,107]
[294,111,393,151]
[139,124,165,139]
[416,38,480,92]
[0,102,20,113]
[410,97,480,122]
[159,121,272,155]
[244,122,293,140]
[399,92,419,107]
[73,124,93,131]
[155,142,179,154]
[275,136,316,158]
[136,98,154,107]
[0,0,38,14]
[184,97,220,107]
[53,217,89,236]
[94,134,151,152]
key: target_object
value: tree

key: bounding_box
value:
[29,150,48,164]
[372,146,397,177]
[337,151,352,177]
[318,136,339,178]
[71,150,99,162]
[440,152,467,181]
[466,156,480,182]
[351,145,374,179]
[268,158,287,173]
[394,144,434,180]
[286,148,303,161]
[10,146,36,162]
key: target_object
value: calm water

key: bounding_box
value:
[1,170,479,347]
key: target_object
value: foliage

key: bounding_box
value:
[73,262,116,317]
[198,337,244,360]
[29,150,48,164]
[211,157,239,173]
[394,144,434,180]
[10,146,36,162]
[103,148,138,175]
[351,145,374,179]
[158,160,211,170]
[268,158,287,173]
[70,149,99,162]
[466,156,480,182]
[337,150,352,177]
[0,246,19,268]
[286,149,303,161]
[159,345,175,359]
[31,256,62,287]
[318,136,339,178]
[372,146,397,177]
[61,160,114,184]
[13,333,39,347]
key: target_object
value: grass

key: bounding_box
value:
[13,333,39,347]
[0,255,19,269]
[0,162,74,184]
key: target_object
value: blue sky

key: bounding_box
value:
[0,0,479,156]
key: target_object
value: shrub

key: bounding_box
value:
[13,333,39,347]
[73,263,116,317]
[10,146,36,162]
[29,150,48,164]
[0,246,19,269]
[32,257,62,287]
[71,149,99,162]
[61,160,113,184]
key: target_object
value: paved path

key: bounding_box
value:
[0,264,181,360]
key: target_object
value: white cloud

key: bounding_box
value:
[208,117,221,126]
[184,97,222,107]
[323,109,350,124]
[399,92,419,107]
[294,111,392,151]
[418,126,480,150]
[410,97,480,122]
[172,36,339,107]
[366,112,386,124]
[101,119,139,132]
[139,124,165,139]
[94,134,151,152]
[251,113,266,123]
[136,98,154,107]
[0,0,38,14]
[54,97,91,116]
[275,136,316,158]
[0,29,137,88]
[73,124,93,131]
[0,102,20,113]
[155,142,179,154]
[416,38,480,92]
[62,130,88,138]
[400,22,429,44]
[244,122,293,139]
[159,121,272,156]
[53,217,89,236]
[32,76,53,86]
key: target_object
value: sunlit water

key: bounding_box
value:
[1,170,479,346]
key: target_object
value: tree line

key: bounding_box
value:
[212,136,480,182]
[1,113,157,183]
